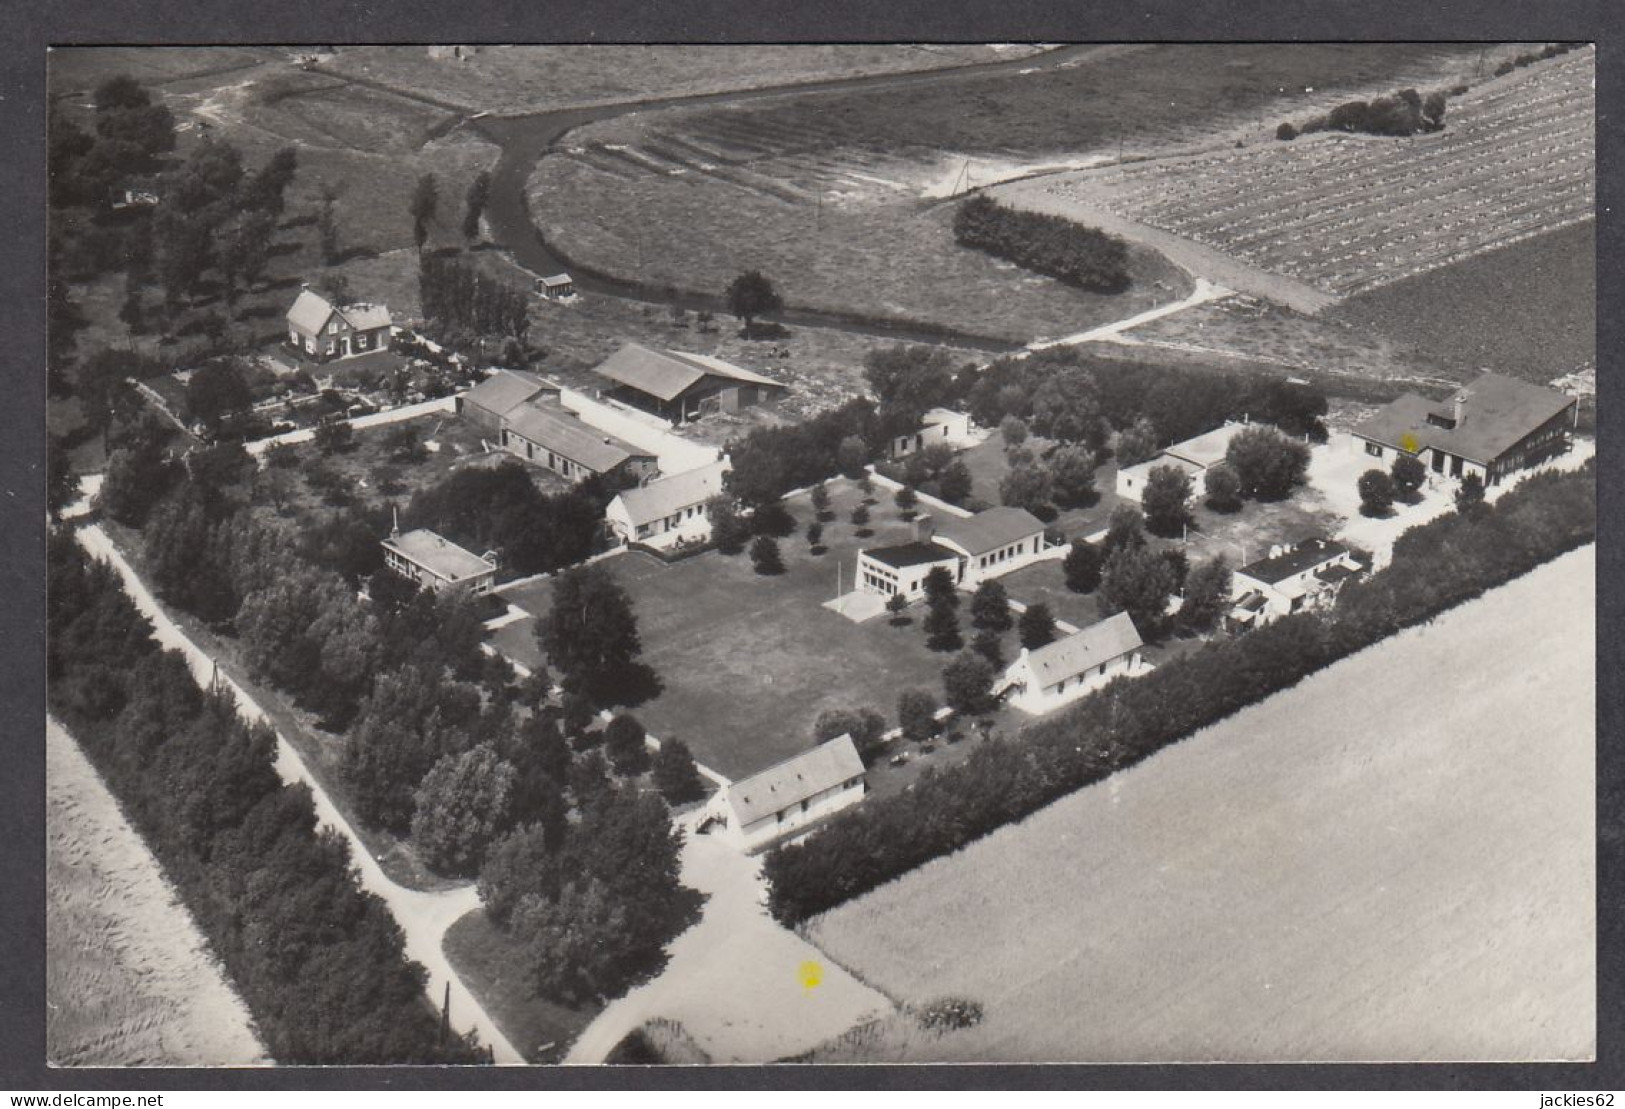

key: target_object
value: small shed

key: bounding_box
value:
[538,273,576,299]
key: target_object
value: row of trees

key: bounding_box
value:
[47,531,480,1064]
[1282,86,1447,140]
[725,397,882,506]
[418,253,532,344]
[762,460,1594,925]
[953,195,1131,293]
[48,74,177,209]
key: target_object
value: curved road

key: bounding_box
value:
[473,44,1126,350]
[72,519,523,1066]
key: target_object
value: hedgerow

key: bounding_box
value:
[952,195,1131,293]
[763,462,1594,924]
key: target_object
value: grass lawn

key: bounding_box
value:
[492,477,1021,780]
[805,545,1595,1062]
[442,908,602,1065]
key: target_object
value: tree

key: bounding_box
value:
[724,270,782,337]
[894,485,918,518]
[1178,557,1232,633]
[805,521,824,550]
[1455,472,1487,514]
[1224,425,1311,501]
[1063,539,1103,594]
[1030,373,1107,450]
[942,651,996,716]
[895,689,938,743]
[1000,414,1029,450]
[1103,502,1147,556]
[1115,416,1160,468]
[809,483,831,519]
[652,738,705,805]
[539,564,643,704]
[1276,121,1299,141]
[864,345,959,421]
[850,502,870,532]
[813,706,888,765]
[1098,544,1178,637]
[411,173,439,253]
[969,580,1013,633]
[1018,603,1058,650]
[923,566,958,609]
[1358,469,1396,517]
[708,498,750,554]
[1000,462,1053,515]
[462,170,491,243]
[924,597,963,652]
[184,360,253,431]
[750,535,785,575]
[1203,462,1243,513]
[316,183,341,264]
[312,417,355,456]
[971,627,1005,669]
[410,744,516,877]
[938,459,973,505]
[1390,453,1427,503]
[836,435,868,478]
[1141,464,1194,538]
[885,592,909,624]
[1049,444,1097,508]
[751,499,795,538]
[604,713,650,776]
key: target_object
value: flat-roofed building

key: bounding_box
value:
[381,527,497,595]
[856,507,1049,599]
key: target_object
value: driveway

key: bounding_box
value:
[565,811,891,1064]
[71,521,523,1065]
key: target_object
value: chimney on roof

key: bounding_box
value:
[391,505,400,538]
[1453,388,1469,427]
[913,514,935,543]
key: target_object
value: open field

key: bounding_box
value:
[806,545,1595,1062]
[1014,48,1593,305]
[324,45,1050,116]
[491,477,1027,780]
[524,45,1495,342]
[47,716,268,1067]
[1328,221,1596,385]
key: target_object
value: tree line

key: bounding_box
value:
[47,530,481,1064]
[418,252,532,345]
[953,194,1131,293]
[762,460,1595,924]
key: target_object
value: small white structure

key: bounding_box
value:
[1002,611,1148,715]
[711,734,866,853]
[1228,537,1365,630]
[892,407,973,458]
[605,457,732,548]
[1116,421,1252,503]
[381,526,497,595]
[538,273,576,299]
[856,507,1048,598]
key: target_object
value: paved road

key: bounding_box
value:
[71,521,523,1065]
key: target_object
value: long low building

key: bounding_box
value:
[1001,611,1149,716]
[1351,371,1577,486]
[593,342,787,423]
[858,508,1049,600]
[500,400,658,484]
[605,457,732,549]
[381,527,497,595]
[709,734,867,853]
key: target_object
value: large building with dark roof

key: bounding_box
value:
[1352,371,1577,486]
[1228,537,1365,629]
[286,287,393,363]
[592,342,787,423]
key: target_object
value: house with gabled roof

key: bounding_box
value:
[1351,371,1577,486]
[710,733,866,853]
[286,286,393,362]
[499,401,658,484]
[1116,421,1252,504]
[1001,611,1149,715]
[457,369,558,434]
[605,457,732,548]
[592,342,786,423]
[1228,537,1365,630]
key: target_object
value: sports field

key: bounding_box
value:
[805,545,1595,1062]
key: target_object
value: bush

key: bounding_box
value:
[750,535,785,575]
[917,997,985,1032]
[1275,122,1298,141]
[953,194,1131,293]
[1358,469,1396,517]
[1225,425,1310,502]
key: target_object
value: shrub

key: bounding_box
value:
[1275,122,1298,141]
[953,194,1131,293]
[1358,469,1396,517]
[750,535,785,575]
[917,997,985,1032]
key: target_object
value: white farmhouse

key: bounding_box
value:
[1001,611,1149,715]
[891,407,974,458]
[1228,537,1365,629]
[710,734,866,853]
[605,457,732,549]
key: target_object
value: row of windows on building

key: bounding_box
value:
[976,540,1030,570]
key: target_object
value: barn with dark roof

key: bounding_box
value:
[592,342,786,423]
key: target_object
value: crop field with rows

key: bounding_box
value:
[1024,48,1593,300]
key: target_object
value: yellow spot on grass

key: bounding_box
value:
[798,960,823,990]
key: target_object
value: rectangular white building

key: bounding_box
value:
[605,457,732,549]
[380,528,497,595]
[1001,611,1148,715]
[712,734,866,853]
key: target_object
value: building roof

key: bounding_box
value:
[1018,611,1144,686]
[286,288,394,334]
[463,369,553,419]
[1162,422,1252,470]
[1352,372,1576,465]
[1118,454,1203,487]
[934,506,1045,557]
[593,342,782,402]
[922,407,966,429]
[1237,537,1351,586]
[541,273,573,287]
[382,528,495,582]
[862,541,960,570]
[612,458,731,526]
[504,402,652,473]
[726,734,865,827]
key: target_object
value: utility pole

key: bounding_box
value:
[440,980,450,1045]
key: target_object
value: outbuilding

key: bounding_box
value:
[1001,611,1148,715]
[710,734,866,853]
[592,342,787,423]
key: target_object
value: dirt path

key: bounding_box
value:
[565,811,890,1064]
[71,524,524,1065]
[47,716,269,1067]
[809,545,1595,1062]
[992,177,1337,315]
[1024,277,1233,352]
